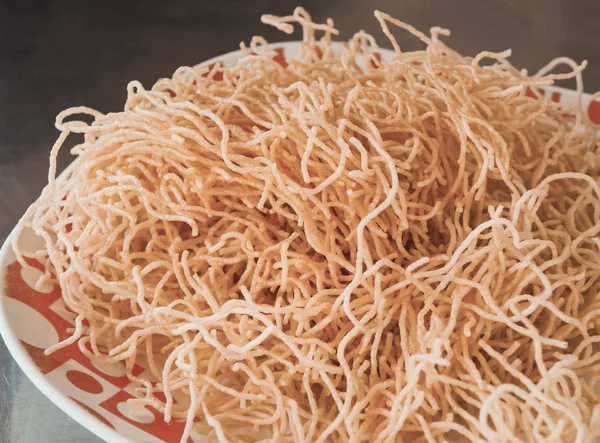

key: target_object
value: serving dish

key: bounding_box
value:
[1,41,598,443]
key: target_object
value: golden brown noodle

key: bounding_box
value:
[13,7,600,442]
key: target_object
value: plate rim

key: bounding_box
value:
[0,40,592,443]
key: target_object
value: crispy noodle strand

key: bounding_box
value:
[13,7,600,443]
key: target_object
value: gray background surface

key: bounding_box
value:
[0,0,598,441]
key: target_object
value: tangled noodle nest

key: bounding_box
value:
[13,8,600,443]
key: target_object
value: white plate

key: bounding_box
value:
[0,42,598,443]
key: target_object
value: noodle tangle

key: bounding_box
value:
[13,8,600,443]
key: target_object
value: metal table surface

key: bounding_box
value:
[0,1,598,442]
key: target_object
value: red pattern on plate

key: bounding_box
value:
[66,369,104,394]
[370,52,382,68]
[100,390,193,443]
[70,397,116,430]
[273,47,288,67]
[314,45,323,60]
[589,99,600,124]
[202,63,224,81]
[525,87,562,102]
[525,87,600,124]
[4,259,175,442]
[14,259,144,388]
